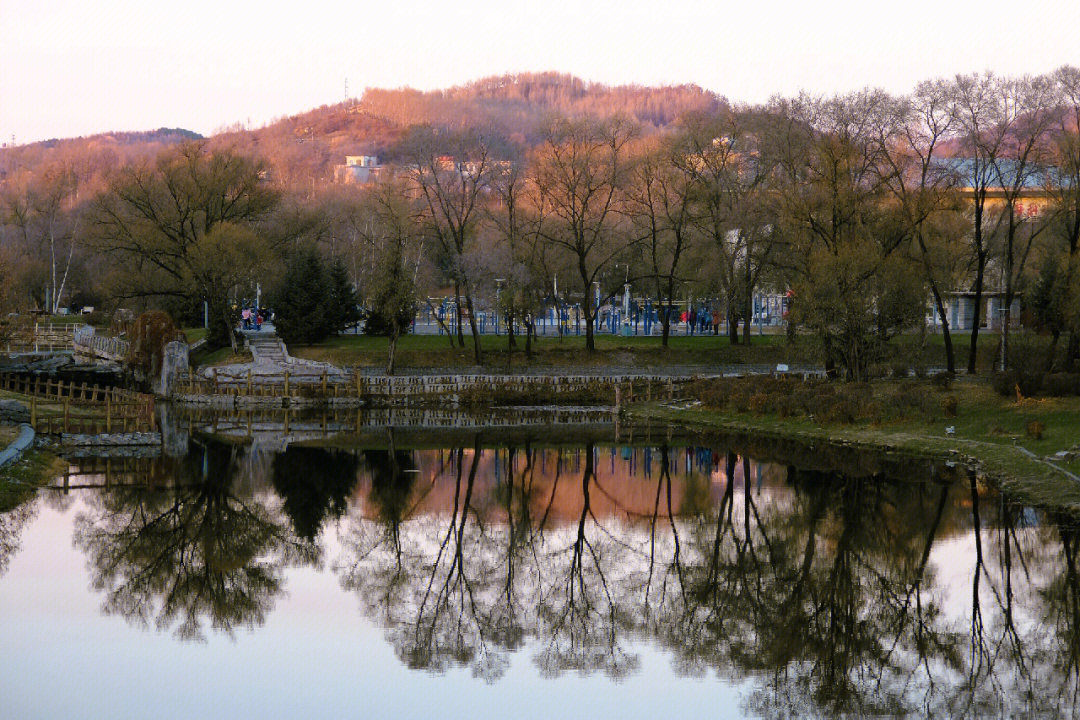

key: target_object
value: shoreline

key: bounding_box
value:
[627,402,1080,515]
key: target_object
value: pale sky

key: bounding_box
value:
[2,0,1078,145]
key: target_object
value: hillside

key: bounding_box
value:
[1,73,727,192]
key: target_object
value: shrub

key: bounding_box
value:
[930,372,954,390]
[1027,420,1045,440]
[889,385,935,420]
[1018,372,1044,397]
[1043,373,1080,397]
[991,371,1015,397]
[941,395,958,418]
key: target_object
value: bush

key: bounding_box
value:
[1027,420,1045,440]
[991,371,1016,397]
[930,372,954,390]
[1043,373,1080,397]
[941,395,958,418]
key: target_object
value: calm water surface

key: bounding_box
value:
[2,426,1078,719]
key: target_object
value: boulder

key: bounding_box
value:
[155,340,190,396]
[0,399,30,423]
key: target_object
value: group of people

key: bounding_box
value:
[679,306,722,336]
[240,306,268,331]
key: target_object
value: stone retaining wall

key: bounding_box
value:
[59,432,161,447]
[173,373,697,409]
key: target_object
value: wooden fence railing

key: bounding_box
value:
[0,372,156,434]
[3,322,86,353]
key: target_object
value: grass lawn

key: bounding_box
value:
[191,346,252,367]
[281,330,1008,371]
[633,377,1080,512]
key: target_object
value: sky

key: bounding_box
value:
[2,0,1079,145]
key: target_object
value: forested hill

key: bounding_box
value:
[0,73,725,191]
[213,72,727,187]
[0,127,205,192]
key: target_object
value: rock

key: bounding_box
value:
[0,399,30,423]
[155,340,190,396]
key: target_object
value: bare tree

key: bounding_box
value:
[530,114,639,351]
[875,80,965,372]
[624,136,696,347]
[400,125,501,364]
[948,73,1056,372]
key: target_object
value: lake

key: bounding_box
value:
[1,421,1077,719]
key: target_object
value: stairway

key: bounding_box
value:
[247,334,289,366]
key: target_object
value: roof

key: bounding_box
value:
[937,158,1062,191]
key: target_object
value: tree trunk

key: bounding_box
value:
[1001,213,1016,372]
[463,291,483,364]
[929,284,955,374]
[742,289,752,346]
[1066,332,1080,373]
[1047,329,1061,373]
[967,256,986,374]
[454,282,464,347]
[387,329,399,375]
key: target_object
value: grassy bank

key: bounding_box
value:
[629,377,1080,512]
[277,330,1007,372]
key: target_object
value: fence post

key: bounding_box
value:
[63,396,70,432]
[106,394,112,433]
[321,370,327,395]
[30,397,37,429]
[284,370,290,397]
[246,369,252,396]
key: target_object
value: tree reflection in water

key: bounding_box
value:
[73,442,318,641]
[334,438,1080,716]
[0,494,37,579]
[24,430,1079,716]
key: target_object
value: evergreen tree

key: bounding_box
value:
[272,248,330,345]
[327,258,361,333]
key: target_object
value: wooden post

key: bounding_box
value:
[247,369,252,396]
[63,396,70,432]
[284,370,290,397]
[30,397,37,429]
[106,394,112,433]
[321,370,327,396]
